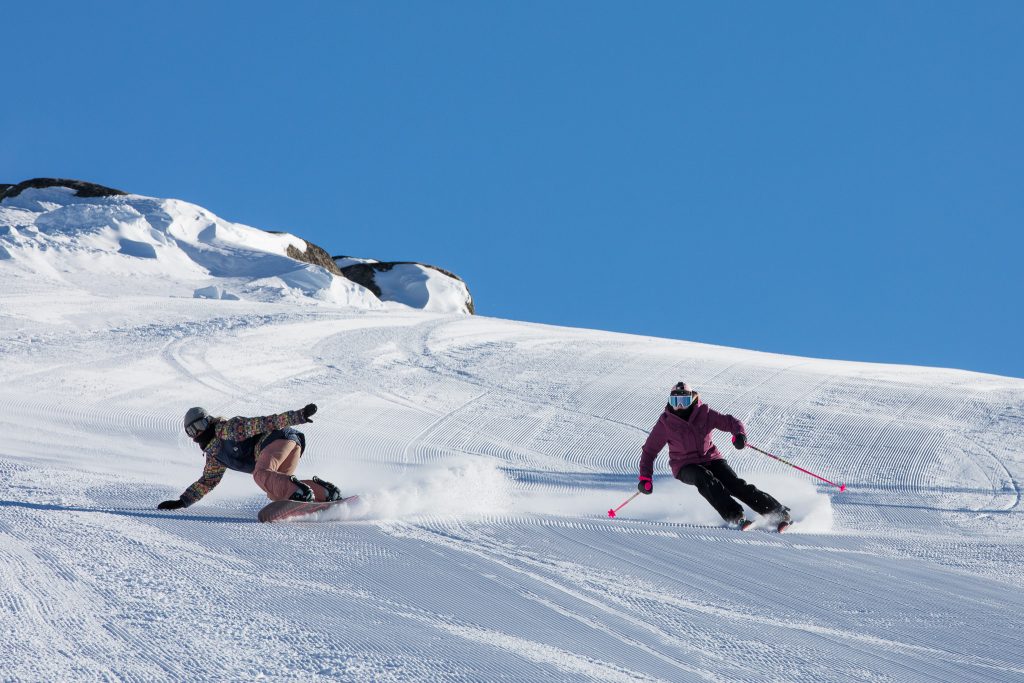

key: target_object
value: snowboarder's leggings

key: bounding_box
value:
[253,439,329,502]
[676,459,782,523]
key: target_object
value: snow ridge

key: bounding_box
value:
[0,181,472,313]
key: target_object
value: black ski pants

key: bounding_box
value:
[676,459,782,523]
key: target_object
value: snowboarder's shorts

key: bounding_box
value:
[257,427,306,457]
[253,432,309,502]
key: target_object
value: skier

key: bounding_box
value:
[636,382,791,530]
[157,404,342,511]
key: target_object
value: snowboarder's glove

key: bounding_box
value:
[158,498,186,510]
[638,476,653,494]
[732,433,747,450]
[302,403,318,423]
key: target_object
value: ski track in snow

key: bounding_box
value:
[1,293,1023,682]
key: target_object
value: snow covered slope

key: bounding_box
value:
[0,180,470,313]
[1,194,1022,681]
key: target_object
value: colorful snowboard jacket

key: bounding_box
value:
[639,399,746,479]
[180,409,308,507]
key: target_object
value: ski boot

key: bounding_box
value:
[313,476,343,502]
[730,516,754,532]
[289,476,315,502]
[771,506,793,533]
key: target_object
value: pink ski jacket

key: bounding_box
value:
[639,399,746,479]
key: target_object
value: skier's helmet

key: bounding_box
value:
[184,407,211,438]
[670,382,693,395]
[668,382,697,409]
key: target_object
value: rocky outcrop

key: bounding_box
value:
[338,260,475,314]
[264,233,345,276]
[0,178,127,201]
[285,243,344,276]
[337,262,386,298]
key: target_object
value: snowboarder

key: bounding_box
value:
[157,404,342,510]
[637,382,791,530]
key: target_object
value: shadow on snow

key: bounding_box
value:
[0,499,253,524]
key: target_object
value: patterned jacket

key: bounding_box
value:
[180,409,308,507]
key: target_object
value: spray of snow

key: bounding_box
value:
[517,472,834,532]
[316,459,513,522]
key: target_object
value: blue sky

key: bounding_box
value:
[4,2,1022,378]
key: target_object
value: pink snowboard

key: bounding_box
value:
[257,495,360,523]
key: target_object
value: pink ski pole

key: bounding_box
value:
[607,491,641,518]
[747,443,846,491]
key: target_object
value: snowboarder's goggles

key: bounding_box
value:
[185,416,211,438]
[668,394,695,409]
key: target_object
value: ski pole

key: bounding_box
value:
[607,491,641,518]
[747,443,846,492]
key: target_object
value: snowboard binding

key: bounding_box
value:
[313,476,343,502]
[289,476,315,502]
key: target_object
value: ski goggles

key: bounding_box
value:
[668,394,695,409]
[185,416,211,438]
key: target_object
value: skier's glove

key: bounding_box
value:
[732,433,747,450]
[637,476,653,494]
[302,403,318,423]
[157,498,186,510]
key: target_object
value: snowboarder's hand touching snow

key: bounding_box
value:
[302,403,318,423]
[158,498,185,510]
[732,433,747,450]
[638,476,653,494]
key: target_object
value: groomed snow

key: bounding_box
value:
[1,191,1022,682]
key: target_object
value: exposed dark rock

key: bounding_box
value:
[285,242,343,276]
[337,263,383,297]
[337,261,475,314]
[0,178,127,201]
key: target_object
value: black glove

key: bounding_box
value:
[732,433,747,450]
[637,477,653,495]
[158,498,186,510]
[302,403,318,423]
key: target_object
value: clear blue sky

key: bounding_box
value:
[4,2,1022,378]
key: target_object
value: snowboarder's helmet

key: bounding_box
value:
[668,382,696,409]
[184,407,211,438]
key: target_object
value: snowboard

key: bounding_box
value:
[258,495,360,523]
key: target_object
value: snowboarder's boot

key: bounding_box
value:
[289,476,314,502]
[313,476,343,502]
